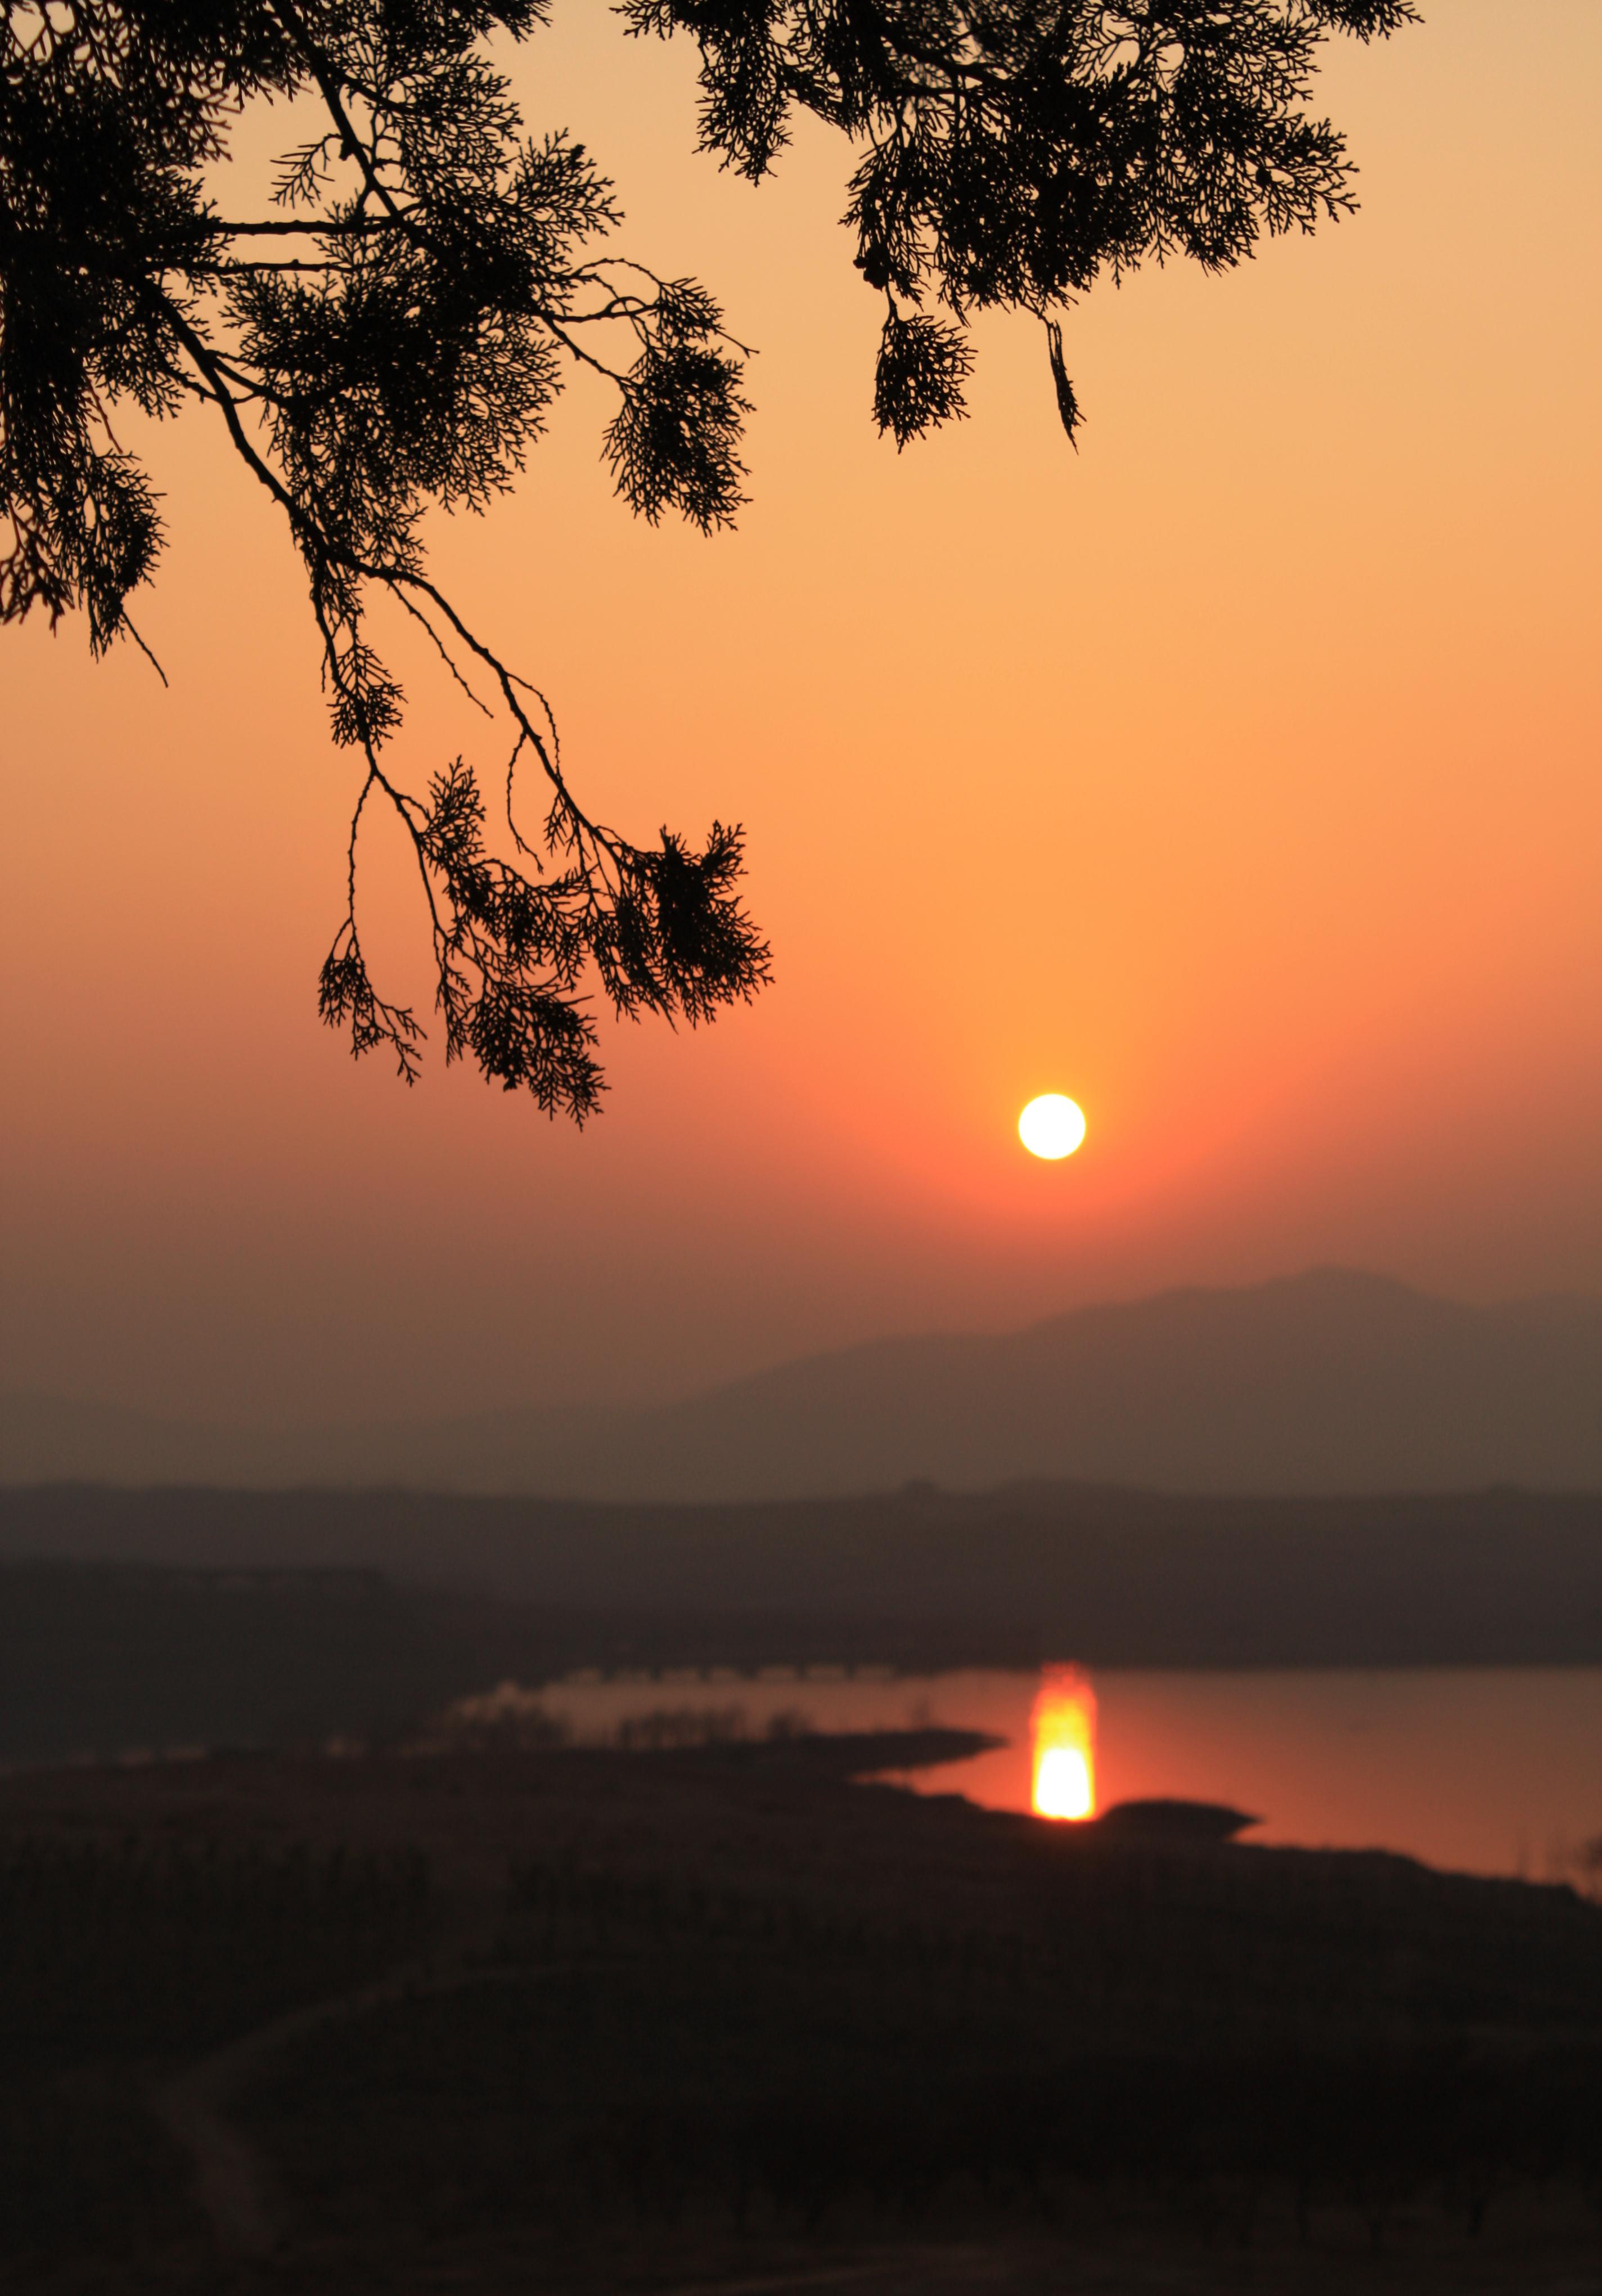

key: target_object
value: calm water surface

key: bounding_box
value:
[536,1666,1602,1884]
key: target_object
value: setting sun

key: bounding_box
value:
[1018,1094,1087,1161]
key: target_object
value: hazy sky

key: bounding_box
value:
[4,1,1599,1426]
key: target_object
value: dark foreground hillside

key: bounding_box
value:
[2,1735,1599,2292]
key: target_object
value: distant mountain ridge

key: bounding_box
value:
[3,1268,1599,1500]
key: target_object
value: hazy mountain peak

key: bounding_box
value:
[2,1268,1598,1502]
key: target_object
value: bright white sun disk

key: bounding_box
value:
[1018,1094,1086,1160]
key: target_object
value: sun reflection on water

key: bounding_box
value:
[1031,1666,1097,1821]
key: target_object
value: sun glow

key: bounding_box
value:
[1018,1094,1086,1160]
[1032,1666,1097,1821]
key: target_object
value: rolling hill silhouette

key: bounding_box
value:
[4,1269,1599,1500]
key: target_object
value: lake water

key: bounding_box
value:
[527,1665,1602,1886]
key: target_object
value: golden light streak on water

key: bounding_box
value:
[1031,1666,1097,1820]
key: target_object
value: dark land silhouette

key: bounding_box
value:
[6,1270,1600,1498]
[2,1478,1598,1764]
[3,1733,1599,2292]
[6,1299,1598,2289]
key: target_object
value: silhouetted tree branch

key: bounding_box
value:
[1,0,1414,1111]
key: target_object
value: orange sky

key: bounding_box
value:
[3,0,1599,1425]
